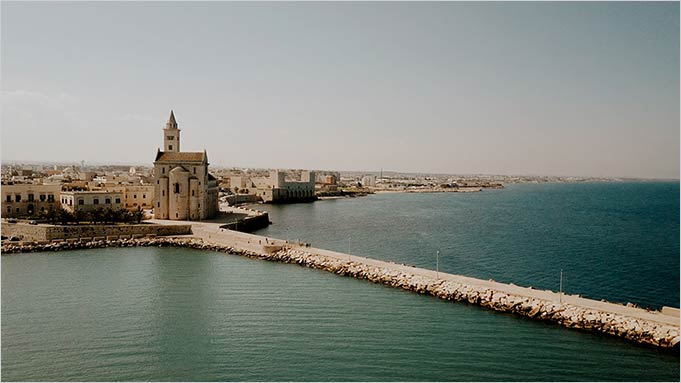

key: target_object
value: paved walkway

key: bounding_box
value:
[149,219,680,327]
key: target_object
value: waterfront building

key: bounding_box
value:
[60,190,123,213]
[107,185,155,211]
[249,170,316,203]
[153,111,219,220]
[1,184,61,217]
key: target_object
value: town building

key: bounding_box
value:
[153,111,219,220]
[361,175,376,187]
[251,170,316,203]
[2,184,61,217]
[107,185,155,211]
[60,190,123,213]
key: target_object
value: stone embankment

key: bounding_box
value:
[3,236,678,350]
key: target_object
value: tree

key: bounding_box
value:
[114,208,127,223]
[134,207,144,223]
[74,209,86,225]
[104,208,116,224]
[91,208,105,224]
[58,208,73,225]
[46,208,58,224]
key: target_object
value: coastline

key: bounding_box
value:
[3,231,679,350]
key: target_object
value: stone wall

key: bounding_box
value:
[220,213,270,233]
[1,222,191,241]
[225,194,259,205]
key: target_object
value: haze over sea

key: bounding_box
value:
[2,182,679,381]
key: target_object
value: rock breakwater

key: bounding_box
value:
[3,237,679,350]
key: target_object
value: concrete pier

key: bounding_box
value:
[4,218,679,349]
[156,220,679,347]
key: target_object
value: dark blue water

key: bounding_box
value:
[2,247,679,381]
[254,182,680,309]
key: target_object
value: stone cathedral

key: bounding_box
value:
[153,111,219,220]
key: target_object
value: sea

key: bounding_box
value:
[2,182,679,381]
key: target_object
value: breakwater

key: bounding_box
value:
[2,235,679,350]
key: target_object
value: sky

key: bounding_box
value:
[1,1,679,179]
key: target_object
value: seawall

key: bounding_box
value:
[3,226,679,350]
[1,221,192,241]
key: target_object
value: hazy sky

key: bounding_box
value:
[1,2,679,178]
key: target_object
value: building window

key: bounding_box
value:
[93,198,99,205]
[48,195,54,202]
[143,194,146,198]
[193,167,196,174]
[162,167,165,174]
[162,190,165,196]
[157,202,160,207]
[15,195,21,202]
[39,195,46,202]
[5,195,10,203]
[78,199,84,205]
[115,198,121,204]
[28,194,34,202]
[6,206,10,214]
[191,190,195,196]
[105,198,111,204]
[157,180,159,184]
[134,195,137,199]
[169,145,173,150]
[167,136,174,140]
[69,200,72,206]
[174,183,180,193]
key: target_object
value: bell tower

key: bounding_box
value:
[163,110,180,152]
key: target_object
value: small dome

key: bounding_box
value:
[170,166,188,174]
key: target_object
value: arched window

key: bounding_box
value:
[174,183,180,193]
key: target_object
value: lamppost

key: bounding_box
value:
[559,269,563,304]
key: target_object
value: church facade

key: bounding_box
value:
[153,111,219,220]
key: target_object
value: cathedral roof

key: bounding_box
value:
[155,151,206,163]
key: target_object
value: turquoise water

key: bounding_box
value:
[255,182,680,309]
[2,247,679,381]
[2,182,679,381]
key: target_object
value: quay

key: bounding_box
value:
[3,216,679,349]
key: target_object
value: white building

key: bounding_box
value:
[60,190,123,213]
[361,175,376,187]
